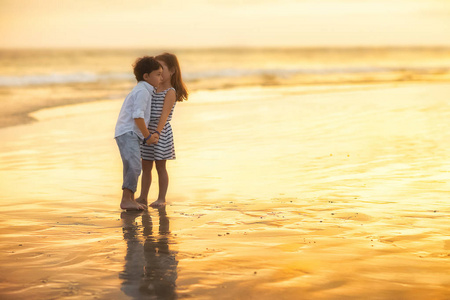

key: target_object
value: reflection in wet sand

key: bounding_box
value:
[120,208,178,299]
[1,84,450,299]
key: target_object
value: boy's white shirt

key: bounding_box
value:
[114,81,154,139]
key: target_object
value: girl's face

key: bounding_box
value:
[157,60,173,84]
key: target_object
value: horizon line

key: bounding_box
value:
[1,45,450,51]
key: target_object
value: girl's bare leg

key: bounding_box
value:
[150,160,168,207]
[136,160,153,205]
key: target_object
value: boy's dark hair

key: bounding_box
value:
[133,56,162,82]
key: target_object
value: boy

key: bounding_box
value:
[115,56,162,210]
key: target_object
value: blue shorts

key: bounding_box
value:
[116,131,142,193]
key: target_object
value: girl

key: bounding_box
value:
[137,53,188,208]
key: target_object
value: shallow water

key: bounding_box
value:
[1,47,450,128]
[0,83,449,299]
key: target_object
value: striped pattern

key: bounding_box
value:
[140,87,176,161]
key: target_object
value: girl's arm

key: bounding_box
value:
[155,89,176,134]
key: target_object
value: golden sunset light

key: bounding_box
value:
[1,0,450,48]
[1,0,450,299]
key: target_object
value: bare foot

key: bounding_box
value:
[149,199,166,208]
[120,198,146,211]
[135,196,148,206]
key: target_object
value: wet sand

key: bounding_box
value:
[0,83,449,299]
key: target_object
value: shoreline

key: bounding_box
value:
[2,80,446,129]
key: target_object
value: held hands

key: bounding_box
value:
[147,133,159,145]
[143,131,161,145]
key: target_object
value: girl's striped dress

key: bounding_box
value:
[140,87,176,161]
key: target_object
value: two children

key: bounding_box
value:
[115,53,188,210]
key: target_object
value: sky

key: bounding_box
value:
[0,0,449,48]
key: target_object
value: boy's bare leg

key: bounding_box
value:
[150,160,168,208]
[136,160,153,206]
[120,188,146,210]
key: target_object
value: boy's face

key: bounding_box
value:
[143,67,163,88]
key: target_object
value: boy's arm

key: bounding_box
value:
[135,118,157,144]
[132,89,154,144]
[134,118,151,139]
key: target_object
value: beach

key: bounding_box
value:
[0,82,449,299]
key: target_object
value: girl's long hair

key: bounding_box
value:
[155,53,188,102]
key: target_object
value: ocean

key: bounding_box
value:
[1,47,450,127]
